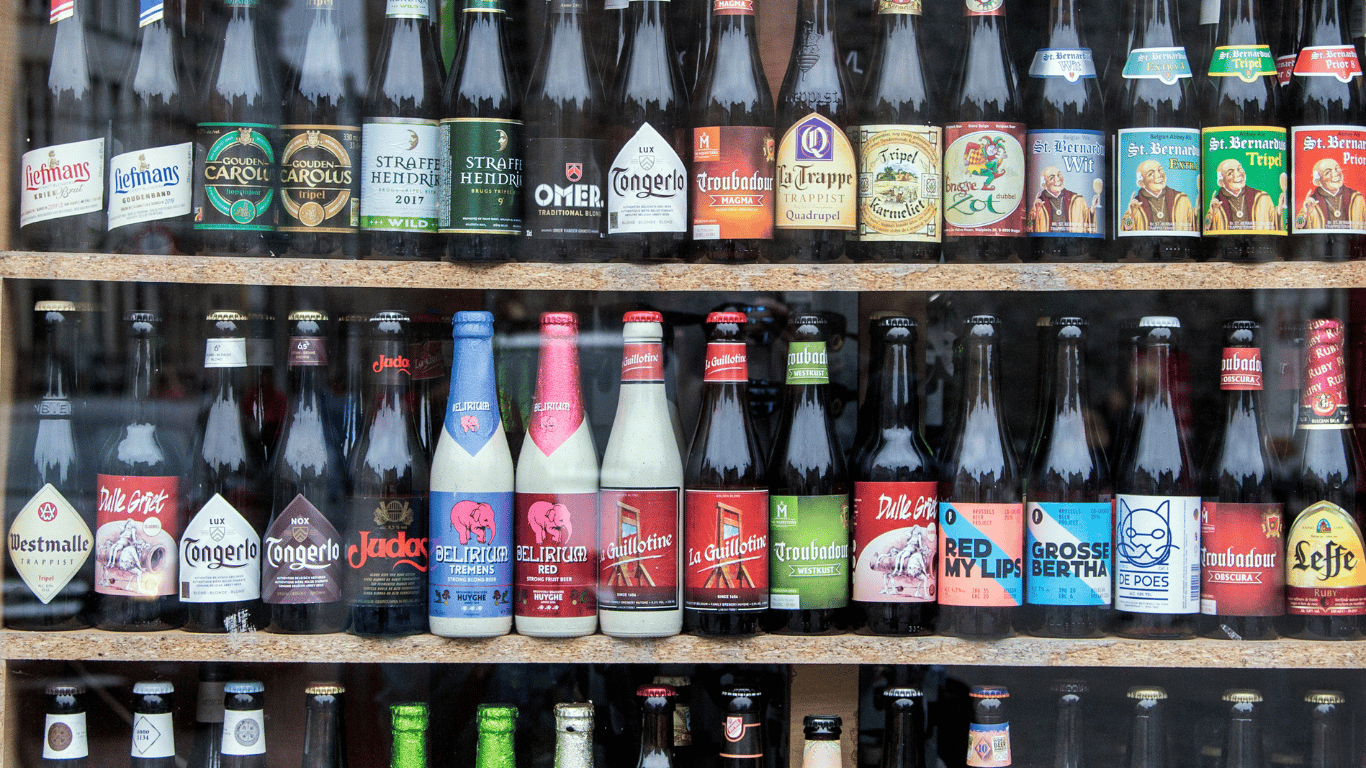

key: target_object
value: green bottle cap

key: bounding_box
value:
[393,703,429,731]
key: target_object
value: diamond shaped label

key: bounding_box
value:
[9,484,92,604]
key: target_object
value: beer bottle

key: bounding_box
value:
[774,0,857,261]
[635,685,677,768]
[187,662,231,768]
[220,681,266,768]
[301,684,347,768]
[1050,683,1086,768]
[242,314,283,462]
[720,687,764,768]
[1114,317,1199,639]
[1304,691,1347,768]
[602,0,630,86]
[966,687,1011,768]
[130,681,176,768]
[600,312,684,637]
[653,677,691,766]
[476,706,517,768]
[391,703,428,768]
[555,703,594,768]
[684,0,714,94]
[1124,688,1167,768]
[338,314,368,464]
[1024,316,1054,470]
[1275,0,1304,84]
[938,316,1023,639]
[43,684,88,768]
[800,716,841,768]
[1218,691,1263,768]
[684,312,768,636]
[515,313,599,637]
[766,315,850,634]
[430,311,514,637]
[880,688,925,768]
[362,0,444,260]
[851,316,937,636]
[263,312,346,634]
[408,315,442,456]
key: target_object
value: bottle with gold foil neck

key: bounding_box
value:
[553,703,594,768]
[476,705,518,768]
[301,683,347,768]
[390,703,429,768]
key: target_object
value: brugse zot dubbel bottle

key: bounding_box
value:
[515,313,599,637]
[599,312,684,637]
[690,0,775,263]
[441,0,523,263]
[937,316,1023,639]
[880,688,925,768]
[361,0,444,260]
[1200,320,1284,640]
[1114,317,1200,639]
[966,687,1011,768]
[43,683,89,768]
[684,312,769,636]
[263,312,346,634]
[851,316,937,636]
[96,312,184,632]
[1113,0,1201,262]
[301,684,347,768]
[429,312,514,638]
[1286,319,1366,640]
[1124,687,1169,768]
[1203,0,1287,261]
[853,0,940,263]
[195,0,278,255]
[131,681,176,768]
[220,681,267,768]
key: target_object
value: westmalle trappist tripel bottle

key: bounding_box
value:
[43,683,89,768]
[131,681,176,768]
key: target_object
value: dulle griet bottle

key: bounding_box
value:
[301,684,347,768]
[130,681,176,768]
[43,683,89,768]
[220,681,266,768]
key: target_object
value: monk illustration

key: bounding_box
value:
[1029,166,1096,234]
[1122,159,1197,232]
[1296,157,1366,230]
[1206,158,1276,232]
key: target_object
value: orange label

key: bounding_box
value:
[692,126,776,240]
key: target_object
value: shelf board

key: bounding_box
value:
[1,251,1364,292]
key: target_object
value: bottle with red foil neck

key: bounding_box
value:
[515,312,599,637]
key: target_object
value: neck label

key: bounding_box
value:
[1208,45,1276,81]
[1221,347,1262,389]
[1293,46,1363,81]
[964,0,1003,16]
[621,342,665,382]
[877,0,921,13]
[221,709,266,756]
[464,0,504,10]
[967,723,1010,767]
[786,341,829,384]
[714,0,754,12]
[50,0,73,23]
[1028,48,1096,80]
[1290,126,1366,235]
[139,0,162,25]
[1299,320,1351,427]
[1121,47,1192,82]
[386,0,429,16]
[704,341,748,382]
[132,712,175,758]
[446,337,501,456]
[289,337,329,367]
[205,337,248,368]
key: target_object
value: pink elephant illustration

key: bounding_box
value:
[527,501,572,544]
[450,500,496,545]
[460,414,479,433]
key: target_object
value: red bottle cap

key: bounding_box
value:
[637,685,677,698]
[706,312,748,324]
[624,311,663,323]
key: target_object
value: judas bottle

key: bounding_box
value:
[966,687,1011,768]
[1304,691,1347,768]
[1218,691,1264,768]
[634,686,677,768]
[301,684,347,768]
[130,681,176,768]
[220,681,266,768]
[719,687,764,768]
[1124,687,1168,768]
[880,688,924,768]
[43,683,89,768]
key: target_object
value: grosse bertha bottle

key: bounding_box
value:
[966,687,1011,768]
[43,684,89,768]
[880,689,925,768]
[390,703,428,768]
[301,684,347,768]
[220,681,266,768]
[1124,687,1168,768]
[131,681,176,768]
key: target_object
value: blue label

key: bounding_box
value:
[139,0,163,25]
[1116,128,1202,237]
[445,328,500,457]
[430,490,514,619]
[1026,129,1106,238]
[1025,501,1112,606]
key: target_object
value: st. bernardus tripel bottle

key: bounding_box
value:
[515,313,599,637]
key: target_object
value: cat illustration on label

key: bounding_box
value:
[1118,498,1178,567]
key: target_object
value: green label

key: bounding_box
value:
[438,118,523,235]
[769,494,850,610]
[785,341,828,385]
[463,0,503,10]
[1202,126,1288,236]
[196,122,276,232]
[223,0,258,6]
[1208,45,1276,81]
[386,0,428,16]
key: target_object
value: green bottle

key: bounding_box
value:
[391,703,429,768]
[554,704,594,768]
[476,705,518,768]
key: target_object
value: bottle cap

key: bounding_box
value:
[35,300,76,312]
[1138,316,1181,328]
[873,315,916,329]
[624,311,663,323]
[207,310,248,322]
[1053,681,1089,695]
[369,310,408,324]
[305,683,345,695]
[1222,689,1263,703]
[46,683,86,696]
[127,310,160,324]
[969,685,1009,699]
[1224,320,1258,331]
[707,311,748,324]
[637,685,677,698]
[392,703,429,730]
[288,310,328,322]
[1127,687,1167,700]
[542,312,578,328]
[554,703,594,732]
[803,715,841,735]
[653,676,690,687]
[1304,691,1345,705]
[133,681,174,695]
[967,315,1001,325]
[883,688,924,700]
[722,686,762,700]
[792,313,828,329]
[477,704,517,733]
[341,314,368,323]
[224,681,264,694]
[1052,316,1087,327]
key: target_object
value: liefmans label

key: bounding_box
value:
[852,481,937,603]
[1121,47,1192,83]
[1208,45,1277,81]
[598,487,680,610]
[431,490,513,619]
[1025,129,1104,237]
[1200,501,1283,617]
[768,494,851,610]
[95,474,180,597]
[1116,128,1201,237]
[692,126,775,240]
[1287,500,1366,615]
[785,341,828,384]
[344,494,428,607]
[439,118,524,235]
[1028,48,1097,81]
[608,122,688,234]
[20,138,104,227]
[526,137,605,239]
[180,494,261,603]
[1114,494,1201,613]
[683,489,768,611]
[360,118,440,233]
[8,484,92,604]
[937,502,1024,607]
[515,492,598,618]
[1202,127,1288,236]
[857,124,942,242]
[1025,501,1111,606]
[1292,127,1366,234]
[279,124,360,233]
[108,142,193,230]
[775,113,857,231]
[196,123,275,232]
[943,122,1027,237]
[262,494,342,604]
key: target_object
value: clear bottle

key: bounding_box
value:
[130,681,176,768]
[390,703,429,768]
[42,683,89,768]
[301,684,347,768]
[220,681,266,768]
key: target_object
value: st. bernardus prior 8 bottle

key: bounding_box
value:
[851,316,937,636]
[765,315,850,634]
[515,313,599,637]
[1025,317,1112,638]
[346,312,430,637]
[441,0,524,262]
[600,312,684,637]
[220,681,267,768]
[43,683,89,767]
[196,0,279,255]
[361,0,444,260]
[263,312,346,634]
[131,681,176,768]
[1200,320,1284,640]
[1203,0,1287,261]
[684,312,769,636]
[182,312,266,633]
[429,312,515,637]
[854,0,940,263]
[1114,317,1200,639]
[607,0,690,261]
[773,0,857,261]
[942,0,1027,263]
[96,312,184,632]
[937,316,1023,639]
[690,0,776,263]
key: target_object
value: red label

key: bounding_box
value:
[1221,347,1263,390]
[1302,320,1349,424]
[692,126,776,240]
[372,354,411,377]
[852,481,938,603]
[94,474,181,597]
[1293,45,1364,80]
[515,492,598,617]
[713,0,754,13]
[1200,501,1284,616]
[409,340,444,381]
[683,489,768,611]
[598,487,679,610]
[621,342,665,382]
[50,0,73,23]
[937,502,1024,607]
[1291,127,1366,235]
[1276,54,1297,85]
[703,341,748,382]
[344,495,428,607]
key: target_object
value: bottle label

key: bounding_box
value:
[20,138,105,227]
[43,712,88,759]
[386,0,429,17]
[8,483,92,605]
[525,137,605,240]
[598,487,680,610]
[1209,44,1276,81]
[704,341,748,381]
[289,337,328,367]
[1290,126,1366,234]
[410,339,444,381]
[775,113,858,231]
[132,712,174,758]
[430,490,513,619]
[50,0,73,22]
[345,494,429,606]
[262,494,342,604]
[197,681,226,723]
[1199,501,1284,616]
[1299,320,1350,428]
[720,711,763,758]
[94,474,179,597]
[1025,129,1105,237]
[856,124,942,242]
[514,492,598,618]
[673,704,692,746]
[851,481,937,603]
[714,0,755,13]
[691,126,776,240]
[438,118,524,234]
[1114,494,1201,613]
[608,122,688,233]
[372,349,412,383]
[1221,347,1263,389]
[179,494,262,603]
[204,337,248,368]
[464,0,504,10]
[528,352,586,458]
[1293,45,1363,80]
[1201,127,1288,236]
[1287,500,1366,614]
[1121,47,1192,82]
[1025,501,1112,606]
[446,351,500,457]
[785,341,828,384]
[195,123,276,232]
[1116,128,1202,237]
[876,0,920,13]
[221,709,266,756]
[943,122,1027,236]
[278,124,360,233]
[769,494,851,610]
[360,118,440,233]
[966,722,1010,768]
[937,502,1024,606]
[683,489,769,611]
[964,0,1003,16]
[621,342,665,382]
[605,0,628,7]
[802,740,842,768]
[108,142,193,230]
[1028,48,1097,81]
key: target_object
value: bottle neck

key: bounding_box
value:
[554,725,593,768]
[1223,713,1262,768]
[874,338,920,434]
[1126,705,1165,768]
[962,337,1002,416]
[1309,706,1345,768]
[796,0,835,34]
[880,705,924,768]
[126,334,157,422]
[368,336,412,411]
[639,707,674,761]
[630,0,670,35]
[1138,343,1174,412]
[876,7,917,43]
[1048,339,1087,426]
[477,728,515,768]
[1053,698,1083,768]
[391,726,427,768]
[1303,0,1344,47]
[301,701,343,768]
[1047,0,1082,42]
[712,3,757,40]
[1217,0,1260,45]
[42,321,74,401]
[1133,0,1180,48]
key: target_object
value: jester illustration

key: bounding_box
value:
[964,136,1009,190]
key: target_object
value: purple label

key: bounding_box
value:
[430,490,513,618]
[795,117,837,162]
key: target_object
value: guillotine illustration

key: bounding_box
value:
[604,499,655,587]
[703,500,756,588]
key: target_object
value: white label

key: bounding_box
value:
[1028,48,1097,81]
[769,592,799,609]
[204,338,248,368]
[386,0,428,16]
[179,494,262,603]
[222,709,266,756]
[197,681,227,724]
[43,712,88,759]
[132,712,175,758]
[9,484,93,604]
[608,123,688,234]
[360,119,441,232]
[694,223,720,240]
[20,138,104,227]
[1114,494,1202,613]
[605,0,628,6]
[1200,0,1219,25]
[107,142,193,230]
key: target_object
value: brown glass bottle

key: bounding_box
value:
[301,684,347,768]
[1218,691,1264,768]
[1123,687,1168,768]
[635,685,677,768]
[1304,691,1347,768]
[880,688,925,768]
[43,683,89,768]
